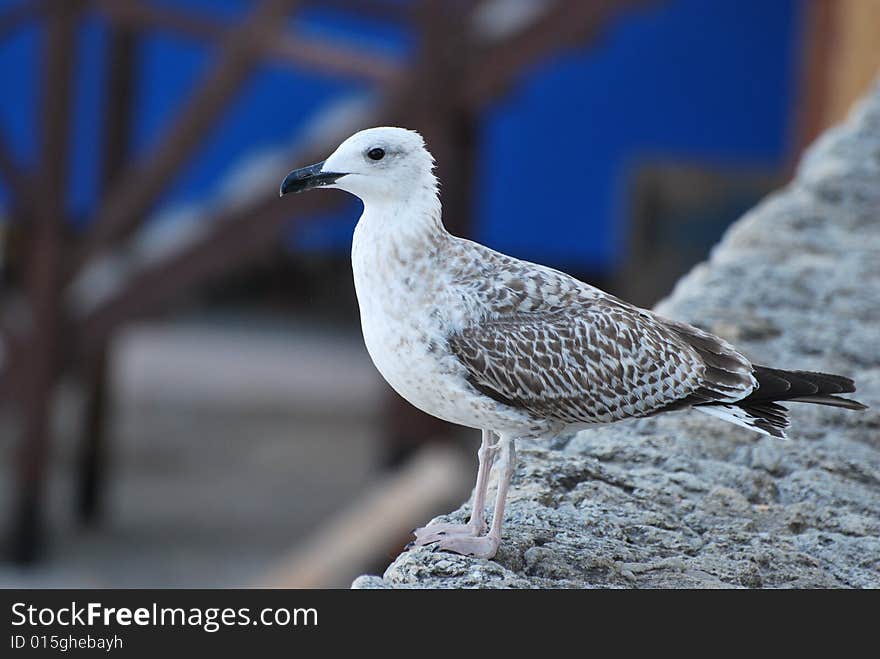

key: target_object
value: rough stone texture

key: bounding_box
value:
[352,84,880,589]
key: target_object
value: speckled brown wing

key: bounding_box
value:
[448,297,756,425]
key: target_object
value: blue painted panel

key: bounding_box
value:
[0,12,39,209]
[0,0,802,274]
[477,0,801,271]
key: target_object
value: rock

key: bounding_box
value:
[352,83,880,589]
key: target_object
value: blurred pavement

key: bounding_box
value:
[0,317,390,587]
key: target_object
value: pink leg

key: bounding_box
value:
[413,429,496,544]
[432,436,516,559]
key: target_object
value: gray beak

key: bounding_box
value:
[279,161,345,196]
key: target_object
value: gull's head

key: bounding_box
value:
[279,127,435,204]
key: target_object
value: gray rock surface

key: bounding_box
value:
[352,85,880,589]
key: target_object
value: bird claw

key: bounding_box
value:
[407,522,500,559]
[411,521,484,545]
[433,534,501,559]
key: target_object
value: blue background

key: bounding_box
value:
[0,0,801,273]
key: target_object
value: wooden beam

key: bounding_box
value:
[77,191,344,346]
[94,0,401,85]
[301,0,415,23]
[75,0,300,273]
[12,0,79,563]
[464,0,642,112]
[0,0,43,41]
[0,129,34,214]
[0,328,24,399]
[93,0,220,41]
[264,32,401,85]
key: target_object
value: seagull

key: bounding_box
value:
[280,127,867,559]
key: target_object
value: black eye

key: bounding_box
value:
[367,147,385,161]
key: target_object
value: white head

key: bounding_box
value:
[280,127,437,206]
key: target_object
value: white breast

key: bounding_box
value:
[350,219,483,429]
[352,232,450,415]
[350,209,550,434]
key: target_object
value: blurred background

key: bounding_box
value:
[0,0,877,587]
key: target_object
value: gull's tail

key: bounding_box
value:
[696,366,867,438]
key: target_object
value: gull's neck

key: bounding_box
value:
[352,179,447,256]
[350,179,453,316]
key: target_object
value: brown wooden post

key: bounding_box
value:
[75,25,138,525]
[11,0,78,563]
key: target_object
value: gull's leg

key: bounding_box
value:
[412,429,496,544]
[434,436,517,559]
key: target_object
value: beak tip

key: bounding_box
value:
[279,176,296,197]
[280,160,340,197]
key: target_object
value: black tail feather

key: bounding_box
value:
[741,402,791,438]
[696,365,867,438]
[742,402,790,426]
[783,394,867,410]
[739,365,867,410]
